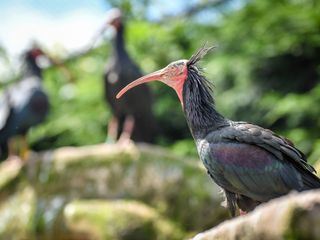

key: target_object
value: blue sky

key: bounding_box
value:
[0,0,195,57]
[0,0,111,78]
[0,0,241,79]
[0,0,107,56]
[0,0,197,78]
[0,0,107,17]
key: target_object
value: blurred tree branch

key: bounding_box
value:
[182,0,228,17]
[158,0,229,22]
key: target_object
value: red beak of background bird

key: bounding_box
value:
[116,60,189,105]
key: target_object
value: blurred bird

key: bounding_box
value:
[0,46,50,161]
[97,8,158,143]
[117,45,320,216]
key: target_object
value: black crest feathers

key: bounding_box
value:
[185,44,216,101]
[187,44,215,66]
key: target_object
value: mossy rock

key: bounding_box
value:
[32,143,227,231]
[192,190,320,240]
[0,158,23,201]
[0,143,228,237]
[315,160,320,177]
[63,199,184,240]
[0,186,36,239]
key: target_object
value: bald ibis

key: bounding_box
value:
[100,9,158,143]
[117,46,320,216]
[0,47,50,160]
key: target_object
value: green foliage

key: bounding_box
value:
[107,0,152,19]
[28,48,110,149]
[209,0,320,163]
[5,0,319,162]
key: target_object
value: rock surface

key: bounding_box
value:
[0,158,23,201]
[191,190,320,240]
[315,160,320,177]
[0,186,35,239]
[64,199,183,240]
[0,143,228,239]
[1,143,320,239]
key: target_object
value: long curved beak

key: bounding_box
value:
[116,69,165,99]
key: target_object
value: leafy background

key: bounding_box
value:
[1,0,320,162]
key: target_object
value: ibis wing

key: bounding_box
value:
[218,122,315,174]
[201,121,320,201]
[201,142,302,202]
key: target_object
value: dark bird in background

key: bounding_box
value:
[117,45,320,216]
[0,46,50,161]
[98,8,158,143]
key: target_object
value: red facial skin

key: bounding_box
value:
[30,48,44,58]
[116,60,188,106]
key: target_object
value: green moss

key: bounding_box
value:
[64,199,184,240]
[0,186,36,239]
[0,144,227,238]
[31,144,227,232]
[52,145,138,171]
[315,161,320,178]
[0,160,23,197]
[137,145,227,231]
[284,203,320,240]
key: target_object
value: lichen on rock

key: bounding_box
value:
[64,199,184,240]
[191,190,320,240]
[33,143,228,232]
[0,186,36,239]
[0,143,229,239]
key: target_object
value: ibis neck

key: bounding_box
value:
[112,23,128,59]
[182,68,227,139]
[25,57,42,78]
